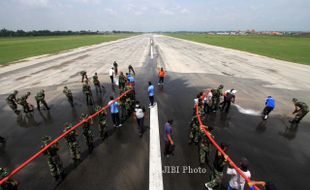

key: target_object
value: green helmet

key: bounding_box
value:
[218,84,224,89]
[0,167,9,178]
[41,135,52,145]
[81,113,88,119]
[95,106,101,112]
[64,122,73,131]
[13,90,18,95]
[64,86,68,89]
[292,98,298,103]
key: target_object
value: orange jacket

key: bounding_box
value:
[159,70,166,77]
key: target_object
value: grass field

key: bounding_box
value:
[168,34,310,65]
[0,34,134,65]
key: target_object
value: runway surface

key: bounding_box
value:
[0,34,309,190]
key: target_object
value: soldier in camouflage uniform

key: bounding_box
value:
[290,98,309,124]
[93,72,102,93]
[95,106,108,139]
[82,82,94,105]
[35,89,49,111]
[118,72,127,91]
[188,115,200,144]
[0,167,19,190]
[81,114,95,153]
[6,90,20,114]
[212,84,224,112]
[64,123,81,163]
[41,136,64,180]
[63,86,74,107]
[199,125,213,165]
[80,71,88,83]
[16,92,33,113]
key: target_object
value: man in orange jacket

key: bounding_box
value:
[158,67,166,85]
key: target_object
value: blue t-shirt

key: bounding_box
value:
[148,85,155,96]
[109,101,119,113]
[266,97,275,108]
[164,122,172,143]
[128,75,135,83]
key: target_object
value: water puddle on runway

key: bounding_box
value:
[234,104,261,116]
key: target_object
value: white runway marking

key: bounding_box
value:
[150,44,154,59]
[149,104,164,190]
[235,104,261,116]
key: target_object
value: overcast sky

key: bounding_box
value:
[0,0,309,32]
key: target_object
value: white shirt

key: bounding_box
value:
[109,68,114,76]
[135,108,144,119]
[227,168,251,190]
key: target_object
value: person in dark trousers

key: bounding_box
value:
[128,65,135,75]
[158,67,166,85]
[134,101,146,137]
[205,143,229,190]
[148,81,155,107]
[113,61,118,76]
[263,96,275,120]
[118,72,127,91]
[0,136,6,144]
[109,67,115,85]
[221,89,236,113]
[164,119,174,158]
[108,96,121,127]
[290,98,309,124]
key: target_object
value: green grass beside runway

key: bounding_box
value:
[168,34,310,65]
[0,34,134,65]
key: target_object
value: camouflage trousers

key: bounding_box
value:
[212,97,220,111]
[47,155,64,178]
[68,142,81,161]
[199,143,210,164]
[94,84,102,93]
[7,101,18,112]
[293,110,309,123]
[83,131,94,152]
[98,121,107,138]
[189,125,199,144]
[207,169,224,188]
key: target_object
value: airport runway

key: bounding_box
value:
[0,34,310,190]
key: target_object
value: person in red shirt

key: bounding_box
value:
[158,67,166,85]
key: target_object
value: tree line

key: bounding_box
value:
[0,29,136,37]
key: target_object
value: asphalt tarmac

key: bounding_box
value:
[0,35,310,190]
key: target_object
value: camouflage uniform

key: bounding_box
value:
[212,85,224,111]
[6,90,20,114]
[93,73,102,93]
[189,115,200,144]
[118,73,127,91]
[64,123,81,163]
[80,71,88,83]
[0,167,19,190]
[16,92,33,113]
[35,90,49,110]
[82,82,93,105]
[95,106,108,139]
[199,126,211,165]
[81,114,94,153]
[291,99,309,123]
[41,136,64,180]
[63,86,74,107]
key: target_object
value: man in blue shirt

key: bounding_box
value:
[164,120,174,158]
[263,96,275,120]
[148,81,155,107]
[108,96,122,127]
[127,73,135,85]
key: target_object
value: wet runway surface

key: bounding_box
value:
[1,35,310,190]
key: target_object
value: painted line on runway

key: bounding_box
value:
[150,43,154,59]
[149,103,164,190]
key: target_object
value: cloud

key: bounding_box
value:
[159,8,174,15]
[17,0,50,7]
[105,8,117,16]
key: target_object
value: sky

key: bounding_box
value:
[0,0,309,32]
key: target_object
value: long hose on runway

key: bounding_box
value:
[0,88,133,186]
[195,105,260,190]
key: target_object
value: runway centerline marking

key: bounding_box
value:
[149,104,164,190]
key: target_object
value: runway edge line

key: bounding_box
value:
[149,104,164,190]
